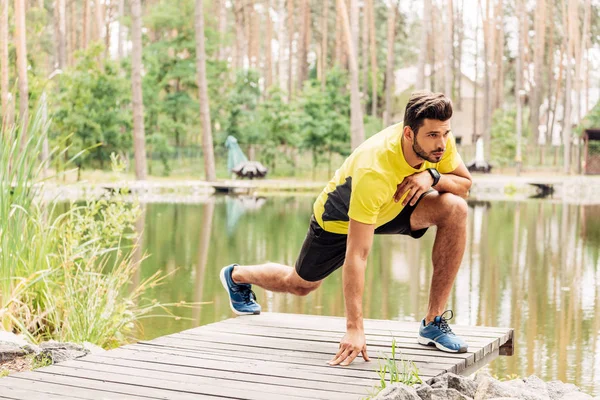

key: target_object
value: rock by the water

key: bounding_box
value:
[375,383,421,400]
[448,373,478,398]
[373,373,593,400]
[36,341,89,364]
[0,344,27,362]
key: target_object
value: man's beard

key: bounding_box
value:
[413,136,444,163]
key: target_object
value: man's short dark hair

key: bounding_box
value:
[403,91,453,135]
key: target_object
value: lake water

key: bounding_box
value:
[134,195,600,396]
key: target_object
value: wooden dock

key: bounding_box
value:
[0,312,513,400]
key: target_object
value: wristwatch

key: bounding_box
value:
[427,168,441,187]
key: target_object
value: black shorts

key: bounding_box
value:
[294,191,433,282]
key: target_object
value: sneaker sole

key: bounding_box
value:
[219,266,261,316]
[417,335,466,353]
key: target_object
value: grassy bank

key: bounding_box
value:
[0,111,191,349]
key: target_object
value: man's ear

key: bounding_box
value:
[403,126,414,141]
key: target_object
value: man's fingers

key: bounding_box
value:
[362,346,370,361]
[409,189,424,206]
[402,187,417,206]
[339,349,360,366]
[328,348,351,366]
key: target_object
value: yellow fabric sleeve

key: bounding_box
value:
[347,169,391,225]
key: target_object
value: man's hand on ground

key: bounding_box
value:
[327,328,370,366]
[394,171,434,206]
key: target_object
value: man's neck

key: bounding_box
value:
[401,136,424,169]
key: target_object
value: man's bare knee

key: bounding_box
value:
[292,283,321,296]
[438,193,468,224]
[285,271,322,296]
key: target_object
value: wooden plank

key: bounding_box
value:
[60,356,371,395]
[188,321,498,349]
[214,314,513,340]
[211,318,508,343]
[151,330,476,366]
[145,335,474,368]
[124,342,444,378]
[111,344,440,381]
[82,349,384,387]
[0,383,85,400]
[7,371,222,400]
[37,364,348,400]
[0,375,151,400]
[223,312,514,336]
[176,329,500,361]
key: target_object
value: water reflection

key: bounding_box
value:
[136,197,600,396]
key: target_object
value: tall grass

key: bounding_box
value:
[1,107,191,348]
[363,337,423,400]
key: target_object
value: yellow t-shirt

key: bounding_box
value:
[313,123,462,234]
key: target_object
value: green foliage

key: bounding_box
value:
[576,100,600,136]
[298,68,351,169]
[224,69,263,145]
[363,337,423,400]
[31,353,52,370]
[0,109,190,348]
[51,44,132,170]
[490,107,530,167]
[258,86,301,170]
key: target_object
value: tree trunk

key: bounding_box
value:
[265,0,273,89]
[320,0,328,90]
[216,0,227,61]
[531,0,546,142]
[368,0,377,116]
[117,0,125,59]
[15,0,29,144]
[296,0,309,91]
[444,0,453,97]
[472,0,479,144]
[454,0,464,110]
[1,0,9,124]
[337,0,364,150]
[57,0,66,68]
[287,0,294,97]
[196,0,216,181]
[545,0,555,137]
[515,0,524,176]
[481,0,491,160]
[131,0,148,180]
[383,1,397,128]
[334,0,342,66]
[350,0,358,70]
[277,0,286,88]
[69,0,76,65]
[360,1,368,113]
[83,0,90,48]
[233,2,245,70]
[578,0,591,117]
[583,0,591,113]
[494,0,504,109]
[563,0,574,174]
[416,0,430,90]
[249,0,259,69]
[95,0,103,41]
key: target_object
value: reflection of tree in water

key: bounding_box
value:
[225,195,267,235]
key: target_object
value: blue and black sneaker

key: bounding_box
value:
[219,264,261,315]
[418,310,468,353]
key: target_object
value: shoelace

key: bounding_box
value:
[436,310,455,334]
[241,289,257,305]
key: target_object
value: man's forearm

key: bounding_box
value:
[435,173,472,198]
[342,254,367,330]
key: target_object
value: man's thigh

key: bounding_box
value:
[294,215,347,282]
